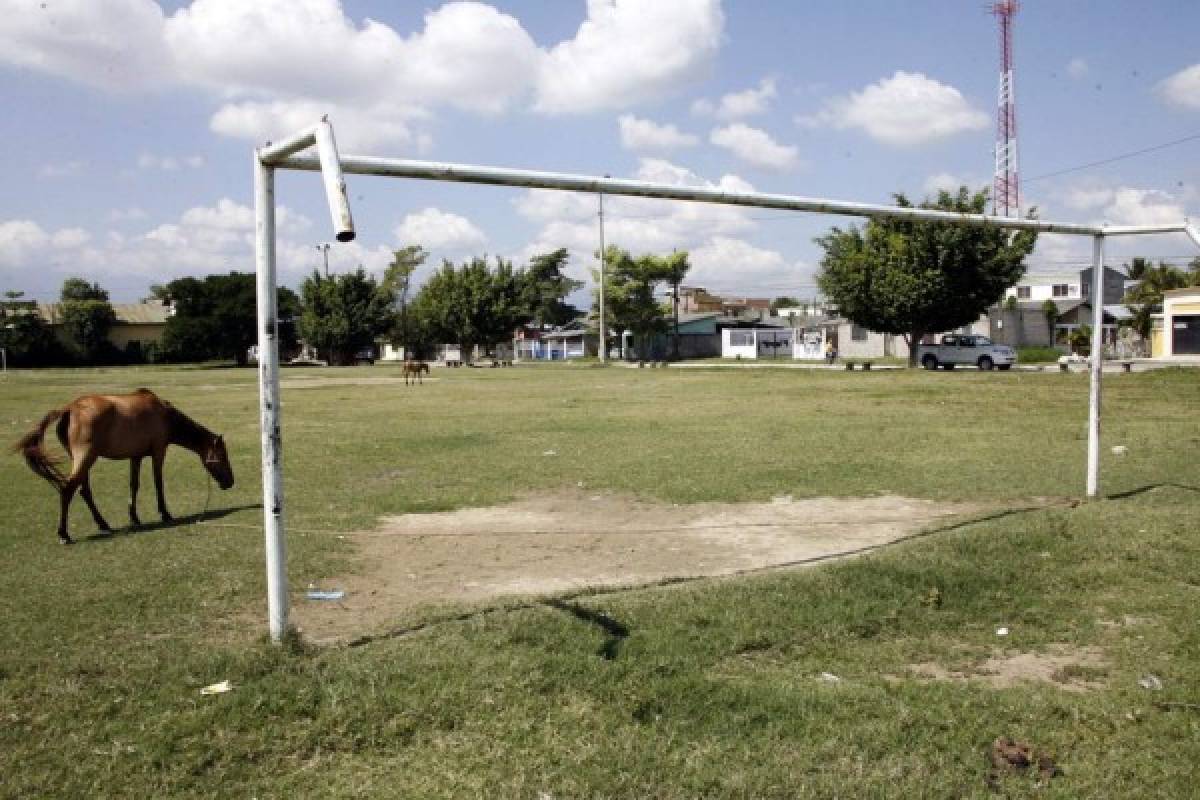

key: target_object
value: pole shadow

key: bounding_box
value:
[79,503,262,543]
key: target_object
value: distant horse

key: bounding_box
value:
[402,360,429,385]
[13,389,234,544]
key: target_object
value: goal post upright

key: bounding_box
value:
[254,118,355,642]
[253,118,1198,641]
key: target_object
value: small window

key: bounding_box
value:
[851,324,868,341]
[1052,284,1069,297]
[1016,286,1031,299]
[730,331,753,347]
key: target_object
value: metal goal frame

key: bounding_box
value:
[254,118,1200,640]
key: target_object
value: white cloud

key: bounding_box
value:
[511,158,767,289]
[109,207,148,223]
[39,161,84,178]
[1066,58,1089,79]
[1063,187,1114,211]
[0,0,173,90]
[1158,63,1200,110]
[137,152,205,171]
[1102,188,1188,227]
[618,115,699,151]
[800,71,988,146]
[710,123,800,171]
[0,219,93,269]
[535,0,724,114]
[394,208,486,252]
[688,236,788,287]
[923,173,966,195]
[209,98,432,154]
[694,77,777,120]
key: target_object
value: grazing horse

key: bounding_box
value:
[402,360,429,385]
[13,389,234,544]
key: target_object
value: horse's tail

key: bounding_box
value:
[13,408,68,490]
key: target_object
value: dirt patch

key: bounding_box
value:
[291,490,982,644]
[903,645,1108,692]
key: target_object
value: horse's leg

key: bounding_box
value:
[57,450,98,544]
[128,456,143,527]
[151,447,173,522]
[79,472,113,534]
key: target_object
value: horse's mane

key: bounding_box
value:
[164,402,215,449]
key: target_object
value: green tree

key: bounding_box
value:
[1,291,63,366]
[591,246,673,361]
[382,246,429,357]
[1041,299,1059,347]
[299,268,394,366]
[520,248,582,328]
[1123,259,1190,338]
[58,277,116,362]
[162,272,299,365]
[60,278,109,303]
[411,256,530,359]
[816,187,1037,366]
[660,251,691,360]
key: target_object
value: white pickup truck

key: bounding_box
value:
[917,334,1016,371]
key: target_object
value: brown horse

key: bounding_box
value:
[13,389,234,544]
[402,360,429,385]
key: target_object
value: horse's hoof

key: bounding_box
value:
[59,536,74,545]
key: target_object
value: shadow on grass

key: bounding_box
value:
[1105,482,1200,500]
[79,502,261,543]
[544,598,630,660]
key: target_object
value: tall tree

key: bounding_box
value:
[382,245,428,356]
[298,268,394,366]
[411,256,530,359]
[521,248,583,328]
[591,246,673,361]
[162,272,299,365]
[660,251,691,360]
[816,187,1037,366]
[59,277,116,362]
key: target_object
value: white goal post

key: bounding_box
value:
[253,118,1200,641]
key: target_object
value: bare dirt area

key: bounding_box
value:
[292,490,984,644]
[902,645,1109,692]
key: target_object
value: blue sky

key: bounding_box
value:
[2,0,1198,303]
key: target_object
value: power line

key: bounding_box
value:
[1023,130,1200,184]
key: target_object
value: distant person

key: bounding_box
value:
[825,340,837,365]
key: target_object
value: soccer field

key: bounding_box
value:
[2,363,1198,797]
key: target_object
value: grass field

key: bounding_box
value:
[1,363,1198,798]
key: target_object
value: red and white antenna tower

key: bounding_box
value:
[991,1,1019,217]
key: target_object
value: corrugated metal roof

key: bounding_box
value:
[36,302,171,325]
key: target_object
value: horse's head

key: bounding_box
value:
[203,435,235,490]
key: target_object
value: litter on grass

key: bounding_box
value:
[200,680,233,695]
[1139,674,1164,691]
[306,589,346,601]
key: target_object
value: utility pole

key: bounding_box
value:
[316,243,331,278]
[597,178,608,363]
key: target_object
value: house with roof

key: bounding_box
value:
[991,265,1133,352]
[36,301,172,359]
[1151,287,1200,358]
